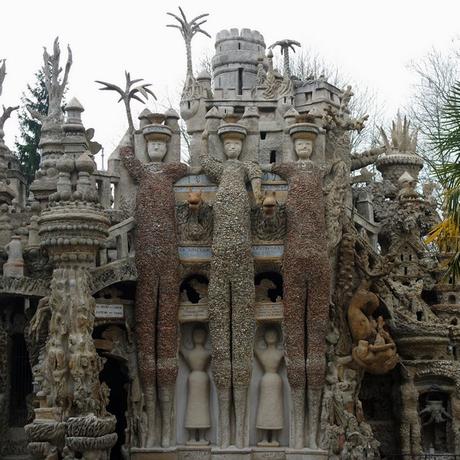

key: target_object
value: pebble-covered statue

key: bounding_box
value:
[201,119,263,448]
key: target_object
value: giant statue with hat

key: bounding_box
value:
[261,116,331,449]
[200,112,263,448]
[118,111,190,448]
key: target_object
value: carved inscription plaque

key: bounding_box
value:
[256,302,283,321]
[178,303,209,322]
[95,303,124,319]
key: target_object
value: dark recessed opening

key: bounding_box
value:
[9,333,33,427]
[237,68,243,95]
[270,151,277,164]
[180,275,209,304]
[255,272,283,302]
[416,311,423,321]
[260,131,267,140]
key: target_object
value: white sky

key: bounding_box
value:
[2,0,460,164]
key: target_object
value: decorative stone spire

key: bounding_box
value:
[29,38,72,207]
[377,113,423,185]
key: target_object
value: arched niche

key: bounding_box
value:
[418,390,454,454]
[179,275,209,324]
[176,321,217,446]
[254,271,283,323]
[249,323,290,447]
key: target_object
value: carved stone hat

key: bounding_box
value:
[217,114,247,141]
[143,122,172,143]
[288,122,319,141]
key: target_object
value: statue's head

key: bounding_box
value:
[148,138,168,162]
[192,326,207,345]
[143,123,172,163]
[264,327,279,345]
[218,121,247,160]
[289,122,319,161]
[294,138,314,160]
[223,137,243,160]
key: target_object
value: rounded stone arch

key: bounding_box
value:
[90,259,137,295]
[178,262,210,282]
[414,370,460,397]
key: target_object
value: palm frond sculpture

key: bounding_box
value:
[96,71,156,133]
[269,39,301,78]
[167,7,210,78]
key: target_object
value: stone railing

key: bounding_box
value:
[98,217,135,266]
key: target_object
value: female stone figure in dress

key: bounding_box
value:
[201,119,263,448]
[180,326,211,445]
[255,327,284,447]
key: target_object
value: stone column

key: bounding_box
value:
[26,100,114,459]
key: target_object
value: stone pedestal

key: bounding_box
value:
[131,447,329,460]
[252,447,286,460]
[131,448,177,460]
[177,445,212,460]
[285,449,328,460]
[211,447,252,459]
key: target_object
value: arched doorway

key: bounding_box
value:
[99,355,129,460]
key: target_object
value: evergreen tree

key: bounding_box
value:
[15,70,48,186]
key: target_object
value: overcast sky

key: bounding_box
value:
[1,0,460,163]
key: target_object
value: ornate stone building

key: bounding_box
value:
[0,12,459,460]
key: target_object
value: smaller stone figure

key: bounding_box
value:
[180,326,211,445]
[420,398,452,425]
[3,234,24,278]
[255,327,284,447]
[347,281,399,374]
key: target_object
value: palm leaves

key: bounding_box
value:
[426,81,460,282]
[269,39,301,78]
[166,7,210,77]
[96,71,156,133]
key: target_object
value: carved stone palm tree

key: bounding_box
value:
[269,39,301,79]
[167,7,211,78]
[0,60,18,138]
[95,72,156,134]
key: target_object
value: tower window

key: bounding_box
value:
[260,132,267,140]
[237,68,243,95]
[270,151,277,163]
[238,42,241,50]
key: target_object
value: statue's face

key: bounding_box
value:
[294,138,313,160]
[147,140,168,162]
[192,327,207,345]
[264,328,278,345]
[223,139,242,160]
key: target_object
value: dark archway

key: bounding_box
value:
[99,357,129,460]
[9,332,33,427]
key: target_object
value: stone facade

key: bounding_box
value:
[0,13,459,460]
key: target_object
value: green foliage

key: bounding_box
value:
[15,70,48,186]
[427,81,460,282]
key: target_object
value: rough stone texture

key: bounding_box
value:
[272,158,330,449]
[121,144,187,448]
[200,132,262,448]
[3,17,460,460]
